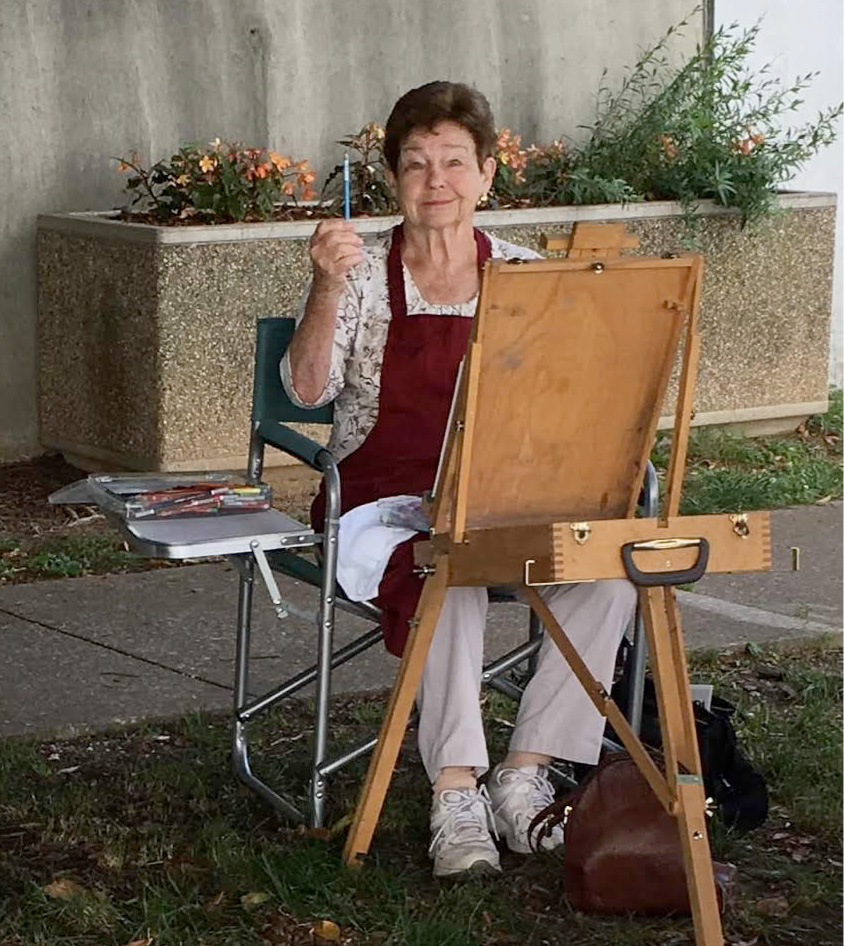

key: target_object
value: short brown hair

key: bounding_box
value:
[384,81,497,174]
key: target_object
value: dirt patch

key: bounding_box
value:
[0,454,94,538]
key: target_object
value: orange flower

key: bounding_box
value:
[365,122,385,141]
[198,155,217,173]
[269,151,292,171]
[657,134,678,160]
[303,186,318,201]
[495,128,528,182]
[282,181,296,196]
[254,163,271,179]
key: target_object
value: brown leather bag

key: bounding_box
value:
[530,752,735,916]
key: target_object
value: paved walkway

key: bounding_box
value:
[1,503,840,740]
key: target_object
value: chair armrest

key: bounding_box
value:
[256,420,335,471]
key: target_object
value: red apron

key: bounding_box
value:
[311,224,491,655]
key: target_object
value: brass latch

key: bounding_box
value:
[729,513,750,538]
[570,521,591,545]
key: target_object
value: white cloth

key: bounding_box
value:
[335,498,418,601]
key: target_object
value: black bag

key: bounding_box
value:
[613,675,768,832]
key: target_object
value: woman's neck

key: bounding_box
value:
[401,221,476,275]
[400,222,481,305]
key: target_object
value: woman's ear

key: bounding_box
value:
[481,155,496,191]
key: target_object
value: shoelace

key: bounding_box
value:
[521,769,556,814]
[496,767,556,814]
[428,785,498,856]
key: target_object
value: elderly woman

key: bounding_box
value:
[283,81,635,878]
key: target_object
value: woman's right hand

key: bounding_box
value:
[309,219,365,293]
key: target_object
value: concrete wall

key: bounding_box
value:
[715,0,843,384]
[0,0,702,463]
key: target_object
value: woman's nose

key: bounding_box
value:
[426,165,446,187]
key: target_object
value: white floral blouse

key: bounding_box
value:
[280,228,541,461]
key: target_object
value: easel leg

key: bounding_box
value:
[640,586,724,946]
[343,558,449,867]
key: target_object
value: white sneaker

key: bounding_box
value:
[487,763,565,854]
[429,786,502,878]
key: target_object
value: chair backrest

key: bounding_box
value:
[252,317,334,425]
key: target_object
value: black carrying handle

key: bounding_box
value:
[621,537,710,587]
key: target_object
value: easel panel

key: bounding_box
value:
[463,260,696,529]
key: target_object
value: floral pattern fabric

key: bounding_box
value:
[279,228,541,461]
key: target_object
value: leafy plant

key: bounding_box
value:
[489,16,841,228]
[321,123,396,216]
[490,131,640,208]
[116,139,317,224]
[561,17,842,226]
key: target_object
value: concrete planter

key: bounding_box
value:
[37,193,837,472]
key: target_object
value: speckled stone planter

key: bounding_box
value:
[37,192,836,471]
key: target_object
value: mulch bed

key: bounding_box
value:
[0,454,92,538]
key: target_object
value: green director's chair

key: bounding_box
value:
[232,316,657,828]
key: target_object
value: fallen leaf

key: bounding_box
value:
[755,896,789,917]
[56,765,81,775]
[124,939,153,946]
[43,878,85,899]
[313,919,341,944]
[240,890,270,908]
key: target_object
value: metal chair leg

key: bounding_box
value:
[232,556,304,820]
[309,458,341,828]
[626,609,649,735]
[527,608,542,677]
[625,459,657,734]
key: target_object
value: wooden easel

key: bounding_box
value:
[342,224,771,946]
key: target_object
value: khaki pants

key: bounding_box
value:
[416,580,637,781]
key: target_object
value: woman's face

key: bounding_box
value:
[390,121,496,231]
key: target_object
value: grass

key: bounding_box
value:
[0,533,149,583]
[0,640,840,946]
[651,389,842,514]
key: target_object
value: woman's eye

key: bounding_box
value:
[404,161,424,171]
[448,159,463,167]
